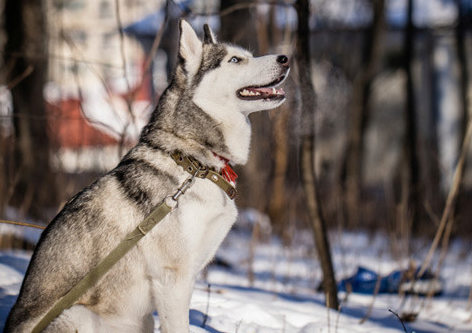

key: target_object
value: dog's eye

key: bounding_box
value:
[229,56,241,63]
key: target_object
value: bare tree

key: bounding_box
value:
[295,0,338,310]
[401,0,420,233]
[343,0,386,226]
[4,0,56,218]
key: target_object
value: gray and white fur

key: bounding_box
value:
[5,20,289,333]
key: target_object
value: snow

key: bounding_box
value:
[0,212,471,333]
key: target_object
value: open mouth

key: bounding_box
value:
[237,74,286,101]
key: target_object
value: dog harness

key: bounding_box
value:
[31,151,236,333]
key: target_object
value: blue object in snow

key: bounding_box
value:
[338,266,443,296]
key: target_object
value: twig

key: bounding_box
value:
[62,31,128,140]
[201,283,211,328]
[335,304,342,333]
[61,32,126,135]
[6,65,34,90]
[142,0,170,75]
[418,115,472,278]
[0,219,45,230]
[248,219,260,286]
[467,256,472,310]
[0,113,120,121]
[234,319,243,333]
[0,50,123,70]
[359,274,382,324]
[327,291,331,333]
[429,213,455,299]
[71,61,125,138]
[191,0,292,18]
[114,0,135,123]
[3,167,21,210]
[388,309,409,333]
[423,200,440,227]
[132,0,171,101]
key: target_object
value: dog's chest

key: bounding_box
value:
[175,177,237,258]
[141,176,237,278]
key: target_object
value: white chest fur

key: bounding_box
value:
[142,175,237,283]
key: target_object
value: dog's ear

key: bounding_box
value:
[203,24,216,44]
[178,19,203,75]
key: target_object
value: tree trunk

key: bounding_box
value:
[268,105,290,230]
[453,0,469,224]
[296,0,339,310]
[401,0,420,233]
[4,0,56,218]
[343,0,385,227]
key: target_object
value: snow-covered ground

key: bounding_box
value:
[0,209,471,333]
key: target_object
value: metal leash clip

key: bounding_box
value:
[165,165,201,209]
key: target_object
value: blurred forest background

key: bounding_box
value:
[0,0,472,287]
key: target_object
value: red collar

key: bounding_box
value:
[214,154,238,184]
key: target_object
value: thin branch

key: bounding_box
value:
[3,167,21,210]
[388,309,409,333]
[0,50,124,70]
[201,283,211,328]
[142,0,171,74]
[335,304,342,333]
[468,258,472,310]
[61,32,122,117]
[0,219,45,230]
[0,113,115,121]
[418,117,472,277]
[71,62,125,138]
[359,274,382,324]
[5,65,34,90]
[61,32,129,138]
[132,0,171,100]
[234,319,243,333]
[190,0,293,18]
[114,0,135,123]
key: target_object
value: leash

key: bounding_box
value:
[30,151,236,333]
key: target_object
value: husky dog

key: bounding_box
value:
[5,20,289,333]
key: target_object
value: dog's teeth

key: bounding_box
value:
[240,89,263,97]
[272,87,276,94]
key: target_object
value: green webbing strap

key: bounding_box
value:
[31,201,173,333]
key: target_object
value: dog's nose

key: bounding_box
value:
[277,55,289,66]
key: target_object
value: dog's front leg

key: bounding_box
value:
[154,274,194,333]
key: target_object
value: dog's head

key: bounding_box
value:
[142,20,290,166]
[177,19,289,116]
